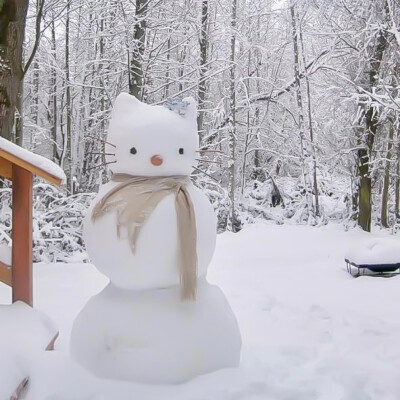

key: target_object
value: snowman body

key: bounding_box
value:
[82,181,215,290]
[70,94,241,383]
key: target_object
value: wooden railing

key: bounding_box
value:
[0,260,11,286]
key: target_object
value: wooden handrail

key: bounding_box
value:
[0,260,12,286]
[0,157,12,179]
[0,149,62,185]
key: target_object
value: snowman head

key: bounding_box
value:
[105,93,199,177]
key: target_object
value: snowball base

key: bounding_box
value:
[70,278,241,384]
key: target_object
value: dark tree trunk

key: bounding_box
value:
[129,0,147,100]
[0,0,29,141]
[358,158,372,231]
[357,27,388,232]
[395,137,400,221]
[14,79,22,144]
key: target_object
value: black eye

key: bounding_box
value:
[179,148,184,155]
[130,147,137,155]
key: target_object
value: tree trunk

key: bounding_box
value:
[241,49,253,194]
[129,0,147,100]
[241,109,250,194]
[65,0,72,192]
[290,3,313,222]
[164,32,171,99]
[228,0,238,232]
[0,0,29,141]
[253,12,261,172]
[381,124,394,227]
[197,0,209,140]
[298,12,319,217]
[395,135,400,221]
[14,80,23,145]
[50,15,58,163]
[358,166,372,231]
[29,0,41,148]
[29,56,40,149]
[357,27,387,231]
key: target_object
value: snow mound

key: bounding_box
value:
[0,302,57,399]
[0,243,11,265]
[345,238,400,265]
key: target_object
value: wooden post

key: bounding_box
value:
[12,165,33,306]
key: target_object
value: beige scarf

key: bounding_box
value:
[91,174,198,300]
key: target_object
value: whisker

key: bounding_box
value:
[85,135,116,148]
[87,161,117,171]
[191,166,220,182]
[87,152,116,156]
[196,150,229,158]
[195,159,224,165]
[197,150,225,154]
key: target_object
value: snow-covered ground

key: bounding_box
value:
[1,223,400,400]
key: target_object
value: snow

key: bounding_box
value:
[344,237,400,265]
[0,137,66,184]
[1,223,400,399]
[0,243,11,265]
[0,302,57,399]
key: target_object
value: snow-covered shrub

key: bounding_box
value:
[240,173,286,225]
[194,178,227,232]
[0,183,95,263]
[192,176,243,232]
[239,170,348,226]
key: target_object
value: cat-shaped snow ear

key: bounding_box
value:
[112,92,141,117]
[182,97,197,124]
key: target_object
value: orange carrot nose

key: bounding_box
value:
[151,155,163,166]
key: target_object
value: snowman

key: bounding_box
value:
[70,93,241,384]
